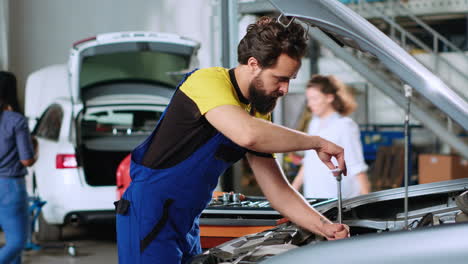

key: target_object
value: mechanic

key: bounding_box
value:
[116,16,349,264]
[0,71,37,264]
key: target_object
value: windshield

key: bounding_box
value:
[81,109,162,137]
[79,50,190,89]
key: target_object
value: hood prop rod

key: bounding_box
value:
[404,84,412,229]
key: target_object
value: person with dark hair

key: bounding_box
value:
[0,71,37,264]
[117,17,349,264]
[292,75,370,198]
[0,71,21,113]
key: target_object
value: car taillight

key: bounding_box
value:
[56,154,78,169]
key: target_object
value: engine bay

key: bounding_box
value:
[191,189,468,264]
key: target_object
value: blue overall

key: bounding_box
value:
[116,71,246,264]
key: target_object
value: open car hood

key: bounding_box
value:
[269,0,468,130]
[319,178,468,223]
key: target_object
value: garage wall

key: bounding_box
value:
[0,0,8,70]
[8,0,215,109]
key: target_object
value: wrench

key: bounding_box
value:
[337,173,343,224]
[331,168,343,224]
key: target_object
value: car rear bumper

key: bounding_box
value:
[64,210,115,225]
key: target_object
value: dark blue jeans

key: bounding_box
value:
[0,177,28,264]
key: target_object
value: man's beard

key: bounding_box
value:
[248,73,283,115]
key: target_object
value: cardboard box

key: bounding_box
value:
[419,154,468,184]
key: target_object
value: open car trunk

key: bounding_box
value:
[70,32,199,104]
[77,93,167,186]
[69,32,199,186]
[81,147,129,186]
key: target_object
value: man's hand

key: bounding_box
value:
[316,137,347,176]
[322,223,350,240]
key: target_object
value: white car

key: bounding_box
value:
[25,31,200,240]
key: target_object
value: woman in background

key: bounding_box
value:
[292,75,370,198]
[0,71,37,264]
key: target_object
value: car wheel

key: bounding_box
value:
[35,213,62,241]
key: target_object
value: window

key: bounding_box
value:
[80,50,191,89]
[34,104,64,141]
[81,109,162,137]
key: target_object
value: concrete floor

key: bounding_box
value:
[1,224,117,264]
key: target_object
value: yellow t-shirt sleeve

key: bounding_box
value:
[180,68,241,115]
[254,111,272,122]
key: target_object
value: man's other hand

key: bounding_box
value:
[315,137,347,176]
[323,223,350,240]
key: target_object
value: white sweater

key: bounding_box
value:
[303,112,368,199]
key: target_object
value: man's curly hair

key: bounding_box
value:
[237,16,307,68]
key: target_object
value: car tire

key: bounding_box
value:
[35,213,62,241]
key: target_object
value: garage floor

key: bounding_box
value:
[1,224,117,263]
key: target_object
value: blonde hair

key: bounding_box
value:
[307,74,357,116]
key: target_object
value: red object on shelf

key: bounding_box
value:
[116,154,131,199]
